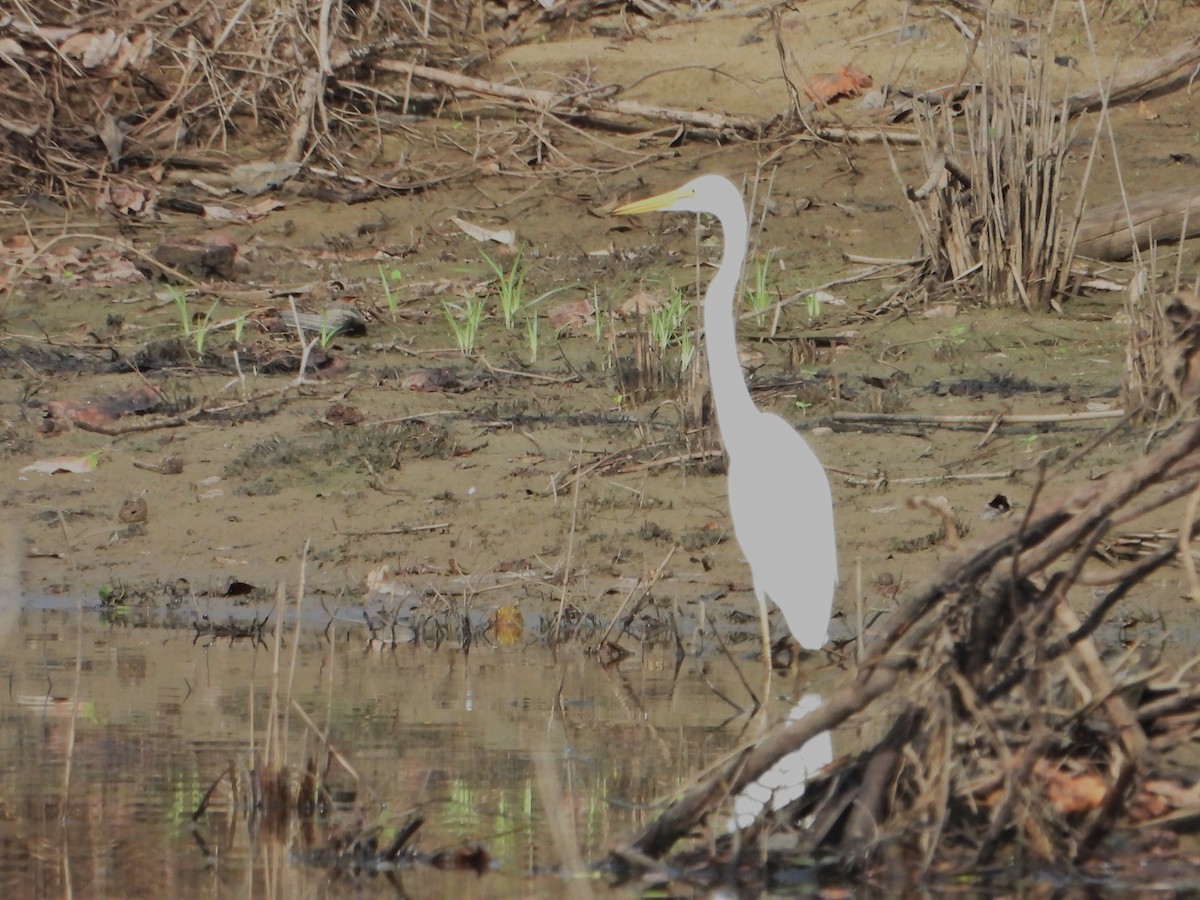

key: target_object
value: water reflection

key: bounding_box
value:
[0,606,795,898]
[733,693,833,830]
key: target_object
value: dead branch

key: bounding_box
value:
[286,70,324,165]
[831,409,1127,428]
[374,58,762,134]
[372,58,920,145]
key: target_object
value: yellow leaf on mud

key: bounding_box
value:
[21,453,101,475]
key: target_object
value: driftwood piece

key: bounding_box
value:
[1066,35,1200,116]
[614,417,1200,865]
[1075,190,1200,261]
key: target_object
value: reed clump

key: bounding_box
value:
[899,12,1082,311]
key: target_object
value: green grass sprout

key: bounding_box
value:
[483,249,526,330]
[747,249,776,324]
[443,296,486,355]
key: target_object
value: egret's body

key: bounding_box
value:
[615,175,837,654]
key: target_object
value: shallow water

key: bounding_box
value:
[0,601,828,898]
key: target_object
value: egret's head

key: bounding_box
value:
[612,174,735,217]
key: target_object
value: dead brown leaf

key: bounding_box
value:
[922,303,959,319]
[60,30,124,69]
[548,298,594,332]
[107,29,153,75]
[43,384,164,435]
[203,198,284,222]
[101,182,155,217]
[617,290,663,318]
[400,367,462,392]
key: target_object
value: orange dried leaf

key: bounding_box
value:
[1037,761,1107,815]
[43,384,163,434]
[101,182,154,216]
[804,64,874,107]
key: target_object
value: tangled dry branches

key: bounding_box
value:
[611,417,1200,888]
[0,0,485,194]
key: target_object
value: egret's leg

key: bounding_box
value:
[752,587,773,706]
[754,587,773,670]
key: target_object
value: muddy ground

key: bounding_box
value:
[3,0,1200,653]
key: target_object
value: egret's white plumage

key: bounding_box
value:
[615,174,837,654]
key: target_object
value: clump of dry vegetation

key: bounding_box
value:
[896,12,1080,311]
[895,14,1200,317]
[0,1,488,192]
[608,417,1200,891]
[192,570,491,879]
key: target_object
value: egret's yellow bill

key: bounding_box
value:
[612,185,696,216]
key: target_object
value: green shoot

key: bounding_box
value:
[591,289,604,343]
[747,249,776,324]
[804,291,822,319]
[443,296,486,355]
[648,288,691,354]
[170,288,219,355]
[482,248,525,330]
[192,300,220,355]
[233,314,247,344]
[379,264,404,320]
[318,318,339,350]
[170,287,192,340]
[679,328,695,374]
[525,314,539,363]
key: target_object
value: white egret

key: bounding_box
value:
[614,175,837,658]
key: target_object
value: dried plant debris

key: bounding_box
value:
[39,383,168,434]
[0,2,479,194]
[296,818,491,877]
[607,418,1200,892]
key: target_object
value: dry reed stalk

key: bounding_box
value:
[1123,258,1167,413]
[193,548,375,830]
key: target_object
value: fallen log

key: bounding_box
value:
[1075,189,1200,261]
[1066,35,1200,116]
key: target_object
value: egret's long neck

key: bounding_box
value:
[703,200,755,447]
